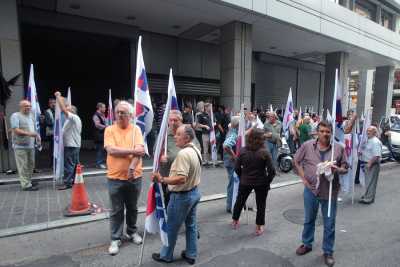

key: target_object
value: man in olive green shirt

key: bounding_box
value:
[299,116,312,145]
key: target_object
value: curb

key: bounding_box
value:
[0,180,302,238]
[0,166,153,185]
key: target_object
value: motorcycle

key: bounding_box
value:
[277,137,293,173]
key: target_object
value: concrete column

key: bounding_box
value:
[356,70,374,116]
[323,52,349,116]
[372,66,395,123]
[220,21,252,112]
[0,0,24,171]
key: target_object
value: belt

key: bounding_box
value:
[170,186,197,194]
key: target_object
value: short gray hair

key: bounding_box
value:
[230,116,240,128]
[182,124,195,141]
[116,100,134,115]
[70,105,78,114]
[169,110,183,121]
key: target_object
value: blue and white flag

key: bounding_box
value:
[232,104,245,209]
[209,104,218,162]
[145,69,179,247]
[26,64,42,151]
[134,36,154,155]
[66,87,72,106]
[282,88,294,138]
[53,101,64,183]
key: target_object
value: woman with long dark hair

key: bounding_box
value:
[231,128,276,235]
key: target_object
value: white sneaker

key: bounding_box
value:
[108,240,121,255]
[126,232,143,245]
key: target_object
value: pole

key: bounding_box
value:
[137,229,147,266]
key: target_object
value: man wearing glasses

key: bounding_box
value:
[10,100,40,191]
[104,101,145,255]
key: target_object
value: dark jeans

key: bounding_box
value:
[64,147,80,186]
[302,187,337,255]
[108,178,142,241]
[95,142,106,166]
[195,131,204,154]
[232,184,269,225]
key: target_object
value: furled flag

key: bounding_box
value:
[53,100,64,183]
[331,70,344,143]
[269,104,274,113]
[282,88,294,138]
[357,109,371,187]
[134,36,154,155]
[326,109,332,123]
[231,104,245,209]
[66,86,72,106]
[145,69,178,247]
[26,64,42,151]
[209,104,218,162]
[107,89,114,126]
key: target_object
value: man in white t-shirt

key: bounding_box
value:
[359,126,382,204]
[54,91,82,190]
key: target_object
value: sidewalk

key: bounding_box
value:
[0,167,300,238]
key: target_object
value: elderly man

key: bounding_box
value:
[92,102,107,169]
[294,120,348,267]
[54,91,82,190]
[10,100,40,191]
[160,110,200,203]
[104,101,145,255]
[152,125,202,265]
[359,126,382,204]
[264,112,282,168]
[223,116,240,213]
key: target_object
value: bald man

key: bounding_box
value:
[10,100,40,191]
[359,126,382,204]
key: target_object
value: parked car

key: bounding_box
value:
[381,144,391,162]
[379,115,400,161]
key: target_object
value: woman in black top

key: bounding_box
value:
[232,128,276,235]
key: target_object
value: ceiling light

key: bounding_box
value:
[69,3,80,10]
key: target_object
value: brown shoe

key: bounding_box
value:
[323,254,335,267]
[296,244,312,255]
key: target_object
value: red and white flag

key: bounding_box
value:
[26,64,42,151]
[145,69,179,246]
[134,36,154,154]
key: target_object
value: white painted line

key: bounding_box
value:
[0,179,302,238]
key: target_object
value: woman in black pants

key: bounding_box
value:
[231,128,276,235]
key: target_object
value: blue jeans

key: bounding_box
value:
[64,147,80,186]
[224,161,235,211]
[302,187,337,255]
[95,142,106,166]
[266,141,278,168]
[160,187,201,261]
[108,178,142,240]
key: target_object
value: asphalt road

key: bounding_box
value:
[0,166,399,267]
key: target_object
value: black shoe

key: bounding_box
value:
[181,251,195,265]
[57,184,72,191]
[31,181,39,186]
[197,230,200,240]
[152,253,173,263]
[22,186,38,191]
[33,169,41,174]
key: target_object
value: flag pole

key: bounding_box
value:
[328,69,339,218]
[137,229,147,266]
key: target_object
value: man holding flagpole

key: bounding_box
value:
[294,120,348,267]
[151,124,202,265]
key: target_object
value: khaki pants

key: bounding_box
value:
[201,133,210,162]
[14,148,35,189]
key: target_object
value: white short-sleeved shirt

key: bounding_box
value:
[361,136,382,162]
[63,112,82,148]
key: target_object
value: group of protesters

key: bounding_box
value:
[9,92,385,266]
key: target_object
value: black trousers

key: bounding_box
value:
[232,184,269,226]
